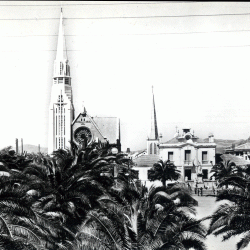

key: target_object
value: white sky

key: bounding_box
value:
[1,1,250,152]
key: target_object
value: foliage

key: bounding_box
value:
[79,181,206,250]
[208,155,250,250]
[0,144,206,250]
[148,160,181,187]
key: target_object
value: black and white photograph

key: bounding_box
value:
[0,1,249,249]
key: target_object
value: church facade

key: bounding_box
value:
[48,10,121,154]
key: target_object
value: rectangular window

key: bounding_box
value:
[185,169,192,181]
[134,170,139,179]
[60,62,63,75]
[154,143,157,155]
[58,77,63,84]
[64,115,65,135]
[168,152,174,162]
[185,150,191,164]
[202,151,208,164]
[56,116,57,135]
[202,169,208,179]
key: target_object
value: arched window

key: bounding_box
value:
[150,143,153,154]
[154,143,157,154]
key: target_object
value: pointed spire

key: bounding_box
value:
[150,86,159,140]
[56,8,67,61]
[82,101,87,114]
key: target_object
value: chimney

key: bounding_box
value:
[208,134,214,143]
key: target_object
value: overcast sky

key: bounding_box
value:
[1,1,250,152]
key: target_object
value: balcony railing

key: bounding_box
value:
[202,160,209,164]
[184,160,192,165]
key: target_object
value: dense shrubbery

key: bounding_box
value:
[0,143,206,249]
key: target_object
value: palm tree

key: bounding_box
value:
[208,188,250,249]
[210,155,237,183]
[208,164,250,250]
[0,166,49,249]
[78,180,206,250]
[0,146,33,171]
[148,160,181,187]
[0,143,125,249]
[22,142,132,248]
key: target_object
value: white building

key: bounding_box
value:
[48,10,74,153]
[159,129,216,182]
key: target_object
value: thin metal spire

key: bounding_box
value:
[150,86,159,140]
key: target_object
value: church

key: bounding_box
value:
[48,10,121,154]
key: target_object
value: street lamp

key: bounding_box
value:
[111,147,118,186]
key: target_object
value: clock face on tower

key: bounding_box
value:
[74,127,92,145]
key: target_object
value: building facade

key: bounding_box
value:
[159,129,216,182]
[72,109,121,151]
[48,10,121,154]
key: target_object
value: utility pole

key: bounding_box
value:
[21,138,23,155]
[15,138,18,154]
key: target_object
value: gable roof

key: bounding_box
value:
[234,142,250,150]
[72,111,120,144]
[92,117,120,144]
[133,154,160,168]
[221,154,250,166]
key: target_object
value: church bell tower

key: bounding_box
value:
[147,86,159,155]
[48,9,74,153]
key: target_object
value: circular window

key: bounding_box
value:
[185,134,192,140]
[74,127,92,144]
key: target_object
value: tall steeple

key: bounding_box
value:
[150,86,159,140]
[48,9,74,154]
[54,9,70,79]
[147,86,159,155]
